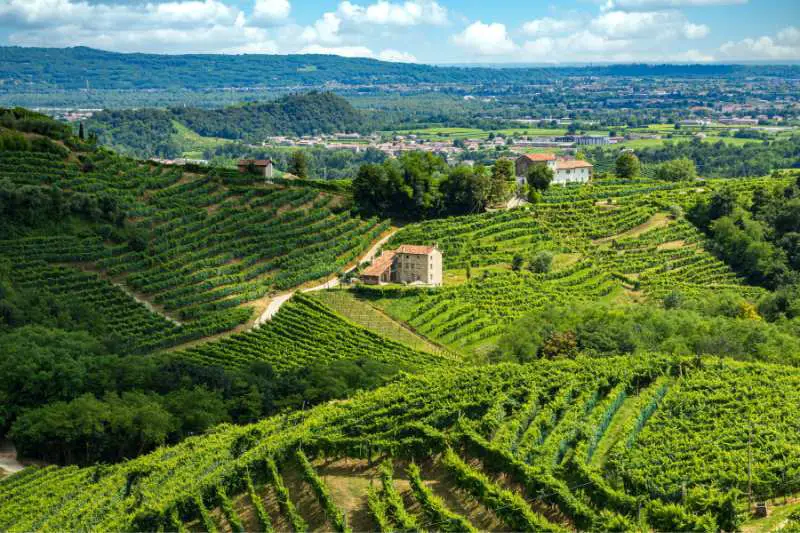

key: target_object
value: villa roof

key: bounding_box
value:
[361,251,396,277]
[237,159,272,167]
[397,244,437,255]
[556,160,593,169]
[521,153,556,162]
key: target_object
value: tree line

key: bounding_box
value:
[352,152,516,220]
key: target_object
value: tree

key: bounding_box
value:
[655,157,697,181]
[78,122,85,141]
[615,151,641,179]
[439,165,490,215]
[529,250,554,273]
[526,164,553,199]
[490,159,514,203]
[511,254,524,272]
[288,150,308,178]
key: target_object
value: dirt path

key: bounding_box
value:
[593,212,672,244]
[0,440,25,476]
[69,263,183,326]
[506,195,529,209]
[253,229,399,327]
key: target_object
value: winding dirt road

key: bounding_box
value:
[253,229,398,327]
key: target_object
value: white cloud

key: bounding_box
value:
[452,21,516,56]
[337,0,447,26]
[604,0,746,10]
[0,0,241,30]
[298,44,416,62]
[683,22,709,39]
[675,49,714,61]
[591,10,707,40]
[300,44,375,57]
[778,26,800,45]
[378,49,417,62]
[252,0,290,24]
[522,17,581,36]
[301,12,342,44]
[0,0,284,54]
[719,26,800,60]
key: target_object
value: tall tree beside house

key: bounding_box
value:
[439,164,491,215]
[615,151,641,179]
[490,159,514,203]
[526,164,553,200]
[288,150,309,179]
[655,157,698,181]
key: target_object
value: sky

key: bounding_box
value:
[0,0,798,64]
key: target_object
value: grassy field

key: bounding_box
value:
[171,120,231,158]
[310,289,450,356]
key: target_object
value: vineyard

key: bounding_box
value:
[173,293,450,373]
[0,146,389,348]
[1,354,797,531]
[368,177,777,352]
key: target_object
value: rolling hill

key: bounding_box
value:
[1,354,797,531]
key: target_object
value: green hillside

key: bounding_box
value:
[1,355,797,531]
[3,107,800,531]
[86,92,368,158]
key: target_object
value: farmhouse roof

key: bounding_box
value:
[362,250,396,277]
[237,159,272,167]
[397,244,437,255]
[556,160,593,169]
[521,153,556,162]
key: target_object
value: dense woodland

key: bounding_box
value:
[4,46,796,91]
[588,136,800,179]
[87,92,369,157]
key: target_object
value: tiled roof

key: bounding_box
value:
[237,159,272,166]
[556,160,593,169]
[362,250,396,277]
[521,153,556,162]
[397,244,436,255]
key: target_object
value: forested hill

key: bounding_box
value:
[1,46,798,91]
[86,92,367,156]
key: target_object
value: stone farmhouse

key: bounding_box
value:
[237,159,274,178]
[361,245,443,286]
[515,153,593,186]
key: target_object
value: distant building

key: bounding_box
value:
[718,117,759,126]
[237,159,274,178]
[361,244,443,286]
[515,153,593,186]
[515,153,557,178]
[554,135,609,146]
[553,159,593,185]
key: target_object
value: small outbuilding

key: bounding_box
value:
[237,159,274,178]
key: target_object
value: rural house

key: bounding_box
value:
[361,244,442,286]
[237,159,274,178]
[515,154,593,186]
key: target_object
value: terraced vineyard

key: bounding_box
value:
[371,178,774,352]
[2,354,797,531]
[0,148,388,347]
[174,293,450,372]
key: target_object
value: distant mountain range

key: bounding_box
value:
[2,46,798,92]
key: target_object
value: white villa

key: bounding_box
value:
[515,154,593,186]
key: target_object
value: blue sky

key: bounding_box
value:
[0,0,797,63]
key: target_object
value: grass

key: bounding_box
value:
[742,499,800,533]
[171,120,231,157]
[311,289,448,355]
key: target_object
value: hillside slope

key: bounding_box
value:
[87,92,367,157]
[1,354,796,531]
[4,47,792,92]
